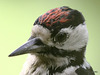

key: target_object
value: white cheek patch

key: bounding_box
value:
[56,23,88,51]
[31,25,53,45]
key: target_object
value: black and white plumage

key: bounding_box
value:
[9,6,95,75]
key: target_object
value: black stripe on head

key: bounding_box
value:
[34,6,85,37]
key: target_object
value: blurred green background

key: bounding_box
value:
[0,0,100,75]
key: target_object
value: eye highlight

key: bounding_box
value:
[54,32,69,43]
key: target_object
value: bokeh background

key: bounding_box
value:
[0,0,100,75]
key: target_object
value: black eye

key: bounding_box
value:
[54,32,69,43]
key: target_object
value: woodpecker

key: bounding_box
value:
[9,6,95,75]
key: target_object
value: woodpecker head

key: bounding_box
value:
[9,6,88,59]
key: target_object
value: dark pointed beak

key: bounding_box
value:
[9,38,45,57]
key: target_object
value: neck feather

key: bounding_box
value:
[20,46,86,75]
